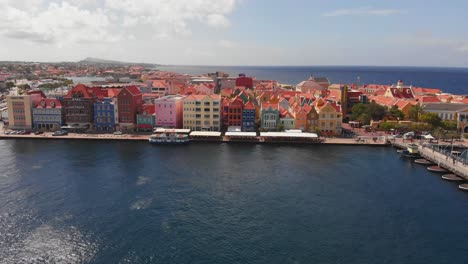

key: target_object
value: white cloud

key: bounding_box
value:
[322,7,406,17]
[0,0,239,45]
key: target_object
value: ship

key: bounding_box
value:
[400,143,420,158]
[149,132,190,145]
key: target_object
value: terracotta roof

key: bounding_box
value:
[417,96,441,104]
[388,87,414,99]
[244,101,256,110]
[142,103,155,115]
[262,103,278,110]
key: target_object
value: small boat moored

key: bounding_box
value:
[427,166,448,173]
[414,159,433,165]
[441,174,464,182]
[459,183,468,191]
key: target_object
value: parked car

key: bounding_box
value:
[113,131,123,135]
[23,131,31,135]
[34,131,43,135]
[53,130,68,136]
[17,130,26,135]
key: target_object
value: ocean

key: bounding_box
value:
[159,65,468,95]
[1,140,467,263]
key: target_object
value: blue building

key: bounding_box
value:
[94,98,115,131]
[242,101,256,131]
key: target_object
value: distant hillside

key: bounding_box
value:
[78,57,159,67]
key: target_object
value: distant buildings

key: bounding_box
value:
[261,103,279,131]
[296,76,330,93]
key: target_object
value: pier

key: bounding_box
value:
[393,140,468,179]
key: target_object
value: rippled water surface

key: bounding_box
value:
[0,140,467,263]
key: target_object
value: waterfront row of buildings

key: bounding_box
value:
[4,82,345,134]
[3,70,468,135]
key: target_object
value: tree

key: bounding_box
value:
[442,120,457,131]
[351,103,368,121]
[408,105,422,122]
[367,102,386,121]
[389,105,405,120]
[310,125,321,136]
[380,122,397,132]
[420,112,442,128]
[5,81,14,89]
[277,123,285,132]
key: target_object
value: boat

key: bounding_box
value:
[400,144,420,158]
[149,132,190,145]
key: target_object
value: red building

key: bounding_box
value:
[64,84,105,131]
[116,86,143,131]
[227,97,244,127]
[236,74,254,89]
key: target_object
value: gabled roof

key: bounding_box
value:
[417,96,441,104]
[261,103,278,110]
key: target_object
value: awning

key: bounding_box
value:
[423,134,435,140]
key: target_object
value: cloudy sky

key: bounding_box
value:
[1,0,468,66]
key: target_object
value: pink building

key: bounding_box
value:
[154,95,185,128]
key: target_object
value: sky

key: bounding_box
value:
[1,0,468,67]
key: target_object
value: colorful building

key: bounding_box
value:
[242,101,256,132]
[183,94,221,131]
[137,103,156,132]
[260,103,279,131]
[32,98,63,131]
[314,98,342,135]
[116,86,142,131]
[154,95,185,128]
[280,109,295,130]
[94,98,115,132]
[7,94,42,130]
[422,103,468,121]
[64,84,105,131]
[227,97,244,127]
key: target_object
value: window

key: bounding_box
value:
[322,114,326,118]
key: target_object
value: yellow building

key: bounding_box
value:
[183,94,221,131]
[7,94,41,130]
[314,98,342,135]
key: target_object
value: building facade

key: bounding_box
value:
[137,103,156,132]
[64,84,102,131]
[183,94,221,131]
[32,98,63,131]
[94,98,115,131]
[154,95,185,128]
[7,94,41,130]
[242,101,256,132]
[116,86,142,131]
[315,99,342,135]
[260,103,279,131]
[227,97,243,127]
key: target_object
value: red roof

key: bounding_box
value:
[417,96,441,103]
[244,101,256,110]
[27,90,47,99]
[389,87,414,99]
[142,103,155,115]
[262,103,278,110]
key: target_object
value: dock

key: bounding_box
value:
[393,140,468,179]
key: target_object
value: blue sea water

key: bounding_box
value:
[159,65,468,95]
[1,140,468,263]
